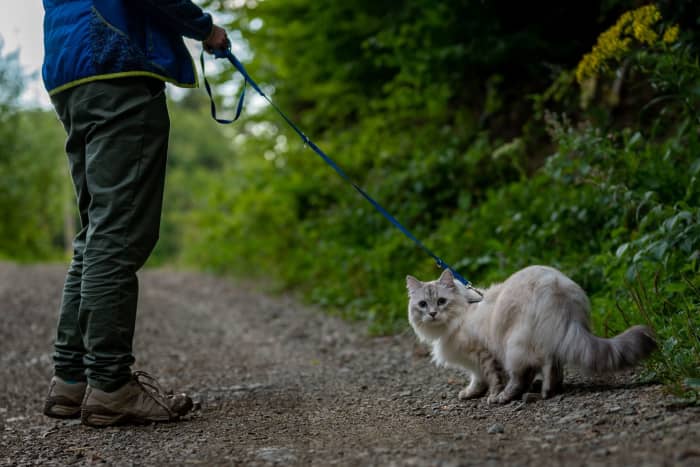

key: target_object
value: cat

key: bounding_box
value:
[406,266,657,404]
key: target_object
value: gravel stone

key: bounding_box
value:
[488,423,505,434]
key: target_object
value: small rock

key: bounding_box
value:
[606,405,622,414]
[557,412,584,424]
[487,423,505,434]
[622,415,638,425]
[576,423,593,432]
[593,447,610,457]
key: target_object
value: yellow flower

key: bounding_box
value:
[663,25,680,44]
[575,4,680,84]
[630,5,661,44]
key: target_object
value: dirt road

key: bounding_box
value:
[1,262,698,466]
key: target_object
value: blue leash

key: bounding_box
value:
[200,48,473,287]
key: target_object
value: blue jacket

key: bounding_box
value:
[42,0,213,95]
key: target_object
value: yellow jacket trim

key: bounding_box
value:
[48,70,199,97]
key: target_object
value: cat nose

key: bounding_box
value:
[428,311,437,318]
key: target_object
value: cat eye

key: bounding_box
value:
[418,300,428,308]
[437,297,447,306]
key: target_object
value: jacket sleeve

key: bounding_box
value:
[126,0,214,41]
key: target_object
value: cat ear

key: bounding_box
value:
[439,269,456,288]
[406,275,422,295]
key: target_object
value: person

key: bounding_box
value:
[41,0,229,427]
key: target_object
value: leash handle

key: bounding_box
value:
[200,51,246,123]
[202,46,473,287]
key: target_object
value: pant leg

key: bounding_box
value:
[51,94,93,383]
[52,77,170,392]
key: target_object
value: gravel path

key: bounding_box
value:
[1,262,699,466]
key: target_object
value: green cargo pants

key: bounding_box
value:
[51,77,169,392]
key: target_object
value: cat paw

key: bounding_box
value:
[489,391,513,405]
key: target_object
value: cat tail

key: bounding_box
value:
[558,323,657,373]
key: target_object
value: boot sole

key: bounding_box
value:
[43,399,81,419]
[81,406,176,428]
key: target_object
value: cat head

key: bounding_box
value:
[406,269,466,342]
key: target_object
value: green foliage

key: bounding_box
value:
[540,114,700,393]
[0,40,69,261]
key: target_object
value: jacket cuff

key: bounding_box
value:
[192,13,214,41]
[203,22,216,42]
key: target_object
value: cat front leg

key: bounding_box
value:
[458,372,487,400]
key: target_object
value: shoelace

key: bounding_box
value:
[132,371,175,417]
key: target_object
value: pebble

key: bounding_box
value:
[593,447,610,457]
[512,402,526,412]
[557,412,584,424]
[487,423,505,434]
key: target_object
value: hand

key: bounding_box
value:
[203,25,229,54]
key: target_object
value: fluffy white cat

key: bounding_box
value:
[406,266,656,403]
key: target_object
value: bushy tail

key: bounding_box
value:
[558,323,657,373]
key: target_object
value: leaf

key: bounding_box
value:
[690,158,700,175]
[646,240,669,260]
[627,131,643,148]
[663,211,692,231]
[663,282,687,294]
[616,243,630,258]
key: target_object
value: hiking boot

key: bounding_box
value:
[81,371,193,427]
[43,376,87,419]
